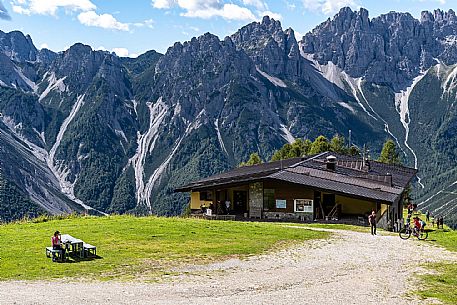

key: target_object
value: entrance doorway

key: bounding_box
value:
[233,191,248,214]
[322,193,336,215]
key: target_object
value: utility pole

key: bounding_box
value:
[348,129,352,148]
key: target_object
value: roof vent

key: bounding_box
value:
[326,155,337,171]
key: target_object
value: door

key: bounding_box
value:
[322,194,336,215]
[233,191,248,214]
[313,191,321,219]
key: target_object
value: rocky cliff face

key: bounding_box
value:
[301,8,457,217]
[0,8,456,220]
[302,8,457,89]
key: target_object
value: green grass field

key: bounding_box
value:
[405,210,457,305]
[417,228,457,304]
[0,215,328,281]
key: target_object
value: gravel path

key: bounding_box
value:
[1,228,455,305]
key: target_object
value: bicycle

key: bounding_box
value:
[399,223,428,240]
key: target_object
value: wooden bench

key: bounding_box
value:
[83,243,96,257]
[204,214,236,221]
[46,247,64,262]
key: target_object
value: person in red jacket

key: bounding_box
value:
[413,216,426,234]
[51,231,66,261]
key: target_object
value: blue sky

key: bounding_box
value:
[0,0,454,57]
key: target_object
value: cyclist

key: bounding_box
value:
[413,216,426,235]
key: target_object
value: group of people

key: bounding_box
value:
[368,201,444,236]
[200,200,231,215]
[405,203,427,233]
[432,214,445,229]
[424,210,445,228]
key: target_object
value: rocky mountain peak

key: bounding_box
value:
[301,6,457,88]
[37,48,57,65]
[233,15,283,44]
[420,9,457,24]
[0,30,37,62]
[230,15,303,78]
[48,43,115,91]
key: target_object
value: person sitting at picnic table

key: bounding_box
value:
[51,231,66,261]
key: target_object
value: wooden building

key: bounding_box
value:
[176,152,417,228]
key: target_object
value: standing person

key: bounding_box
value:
[426,210,430,222]
[368,211,377,235]
[51,231,66,262]
[407,201,414,216]
[225,200,231,215]
[431,216,435,228]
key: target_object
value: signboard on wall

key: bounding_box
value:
[276,199,286,209]
[294,199,313,213]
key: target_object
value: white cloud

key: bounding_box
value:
[284,0,296,11]
[39,43,49,49]
[152,0,256,21]
[152,0,176,9]
[302,0,360,15]
[182,3,256,21]
[242,0,267,10]
[11,0,96,16]
[12,5,30,15]
[98,47,138,58]
[78,11,129,31]
[112,47,129,57]
[133,18,154,29]
[260,11,282,20]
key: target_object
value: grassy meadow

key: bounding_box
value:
[0,215,328,281]
[403,210,457,304]
[418,227,457,304]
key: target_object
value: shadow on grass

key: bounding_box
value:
[53,255,103,263]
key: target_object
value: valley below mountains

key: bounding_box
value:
[0,7,457,223]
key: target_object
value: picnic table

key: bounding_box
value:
[61,234,84,258]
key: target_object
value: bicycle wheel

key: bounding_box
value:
[399,228,411,240]
[418,231,428,240]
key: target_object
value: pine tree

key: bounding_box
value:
[330,134,347,154]
[378,139,401,165]
[309,135,330,155]
[239,153,263,167]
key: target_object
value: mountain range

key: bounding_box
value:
[0,7,456,224]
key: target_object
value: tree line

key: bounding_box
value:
[240,135,400,166]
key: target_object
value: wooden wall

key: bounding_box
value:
[263,180,314,213]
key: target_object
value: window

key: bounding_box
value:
[275,199,286,209]
[263,189,275,210]
[199,191,213,201]
[294,199,313,213]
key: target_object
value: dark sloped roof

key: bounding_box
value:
[297,152,417,188]
[176,152,417,203]
[175,157,304,191]
[270,169,401,203]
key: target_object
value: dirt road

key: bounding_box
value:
[1,228,454,305]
